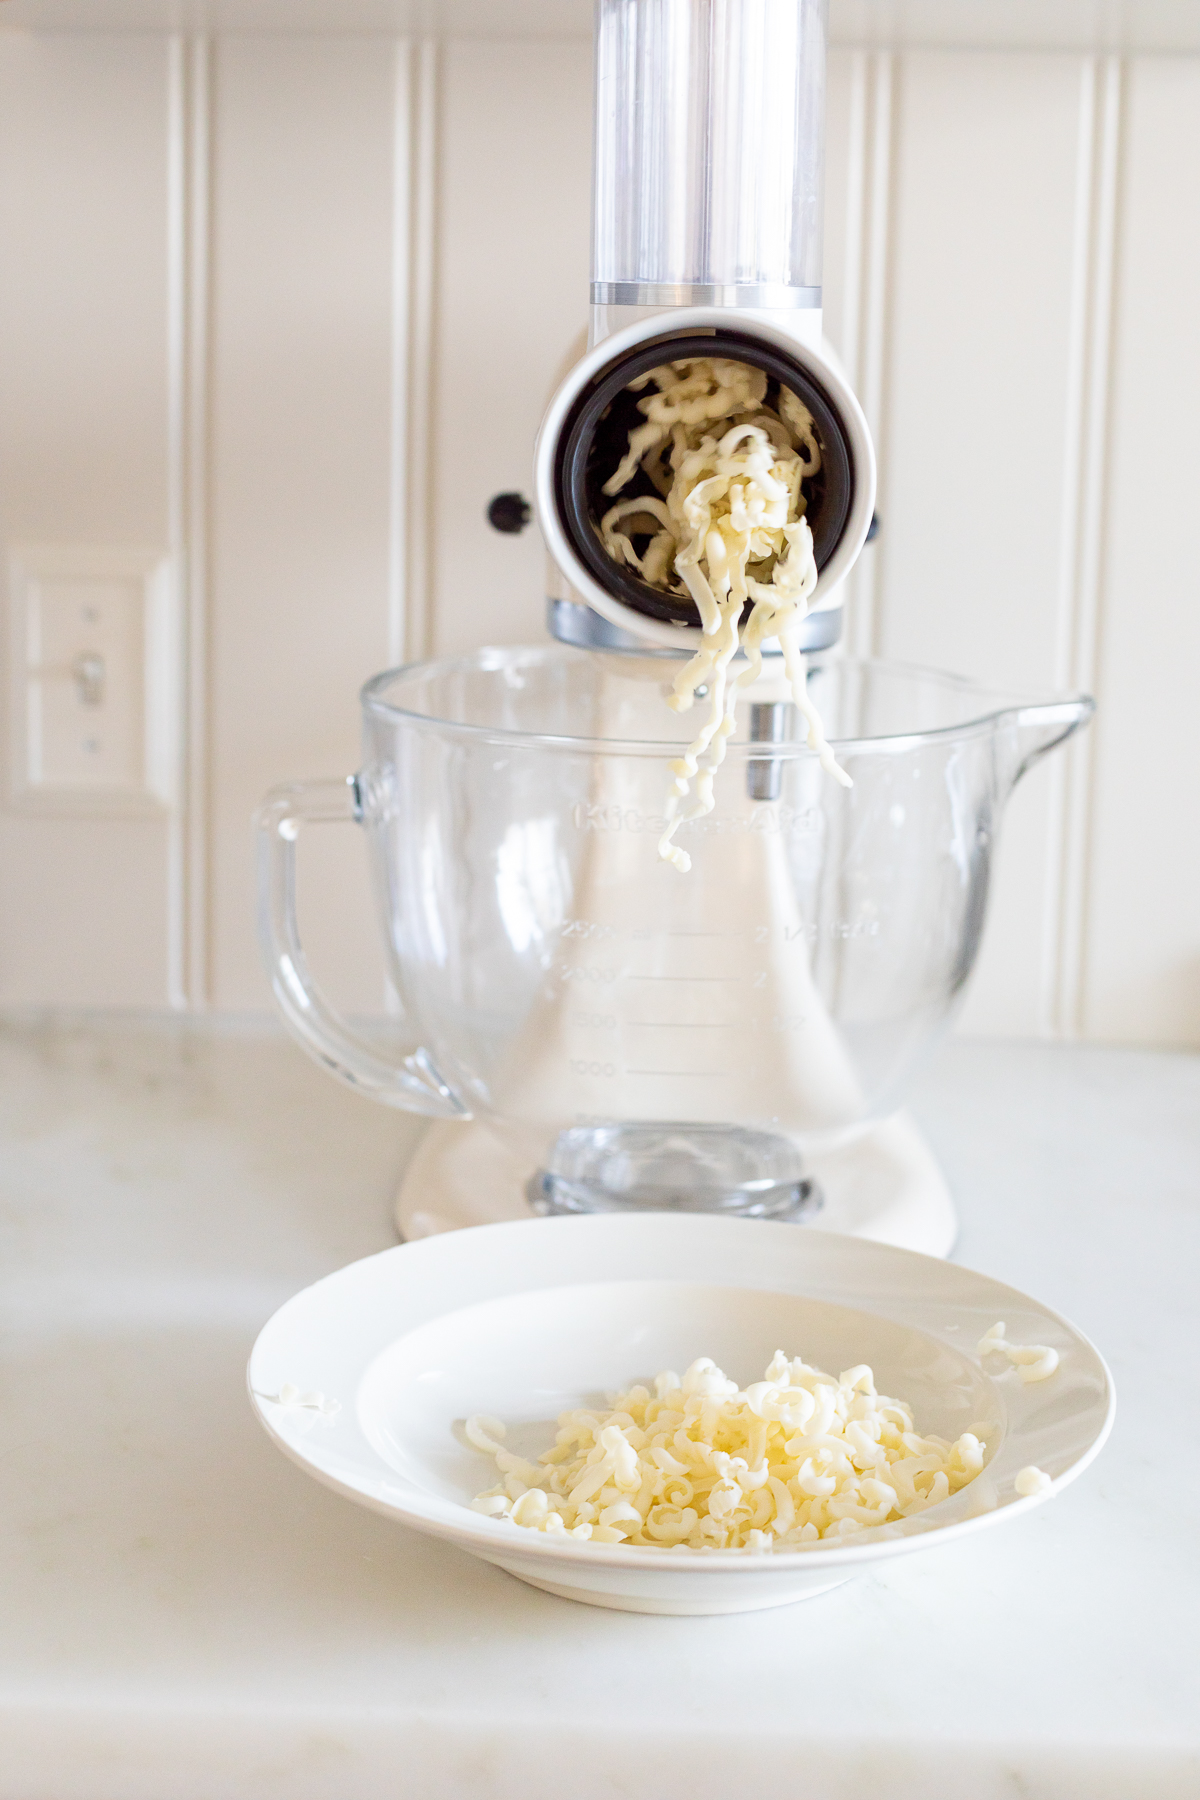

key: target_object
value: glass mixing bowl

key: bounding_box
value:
[258,646,1091,1219]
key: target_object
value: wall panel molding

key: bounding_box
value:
[7,1,1200,55]
[879,48,1097,1038]
[207,31,397,1013]
[166,32,213,1009]
[428,37,591,656]
[835,48,894,661]
[1081,54,1200,1045]
[1040,53,1122,1039]
[389,35,440,666]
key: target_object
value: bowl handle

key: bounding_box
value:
[255,776,470,1118]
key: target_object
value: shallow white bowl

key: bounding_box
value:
[247,1214,1113,1616]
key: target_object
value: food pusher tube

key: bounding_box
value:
[592,0,827,314]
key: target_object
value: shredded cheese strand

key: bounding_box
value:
[599,358,852,873]
[977,1321,1061,1384]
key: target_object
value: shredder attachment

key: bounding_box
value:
[534,0,877,651]
[553,328,856,632]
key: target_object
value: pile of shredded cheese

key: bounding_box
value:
[466,1351,989,1553]
[598,357,851,872]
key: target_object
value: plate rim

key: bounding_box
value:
[247,1215,1116,1577]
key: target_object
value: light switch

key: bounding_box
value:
[8,546,174,815]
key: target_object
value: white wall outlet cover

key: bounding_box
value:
[7,544,177,817]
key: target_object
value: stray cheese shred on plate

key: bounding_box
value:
[977,1321,1060,1383]
[598,356,851,873]
[466,1351,992,1553]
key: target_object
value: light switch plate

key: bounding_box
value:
[8,545,176,816]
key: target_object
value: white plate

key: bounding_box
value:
[247,1214,1114,1616]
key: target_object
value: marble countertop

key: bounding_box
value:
[1,1018,1197,1799]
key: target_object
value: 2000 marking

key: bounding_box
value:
[569,1059,617,1077]
[561,966,618,983]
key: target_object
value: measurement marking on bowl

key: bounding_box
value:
[626,975,736,982]
[637,931,744,940]
[624,1068,731,1077]
[633,1021,734,1029]
[630,929,743,940]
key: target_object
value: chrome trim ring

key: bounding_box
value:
[591,281,822,309]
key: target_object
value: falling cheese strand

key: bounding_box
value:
[599,358,852,873]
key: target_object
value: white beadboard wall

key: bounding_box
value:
[0,3,1197,1045]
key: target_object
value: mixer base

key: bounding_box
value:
[394,1112,957,1257]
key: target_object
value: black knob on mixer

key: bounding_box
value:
[487,492,532,535]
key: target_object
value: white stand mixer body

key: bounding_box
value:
[255,3,1093,1257]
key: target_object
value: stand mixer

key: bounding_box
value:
[257,0,1092,1256]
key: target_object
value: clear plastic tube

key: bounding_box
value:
[592,0,828,304]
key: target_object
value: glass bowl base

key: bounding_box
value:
[526,1122,823,1222]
